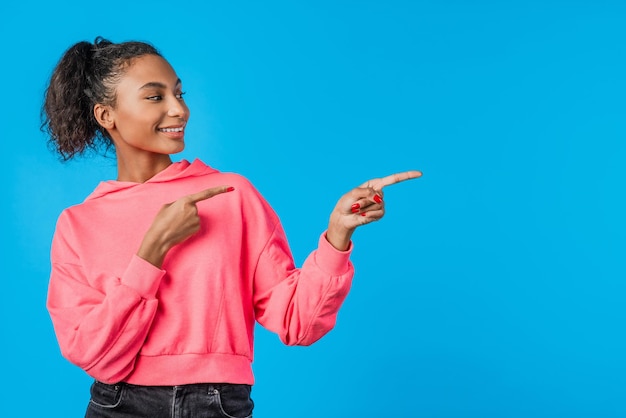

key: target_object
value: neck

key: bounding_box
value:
[115,153,173,183]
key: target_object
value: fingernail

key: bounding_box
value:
[351,203,360,213]
[226,187,235,192]
[373,194,383,204]
[360,212,367,217]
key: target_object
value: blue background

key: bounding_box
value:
[1,1,625,417]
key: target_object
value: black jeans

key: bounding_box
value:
[85,381,254,418]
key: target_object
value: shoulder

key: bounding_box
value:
[190,162,262,198]
[210,172,280,224]
[215,172,257,191]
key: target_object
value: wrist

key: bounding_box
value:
[326,215,354,251]
[137,230,170,268]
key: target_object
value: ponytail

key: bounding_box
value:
[41,37,161,161]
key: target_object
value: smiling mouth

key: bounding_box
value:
[158,127,184,133]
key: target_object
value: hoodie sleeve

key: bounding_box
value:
[46,214,164,384]
[253,221,355,346]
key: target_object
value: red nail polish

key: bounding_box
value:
[351,203,360,213]
[226,187,235,192]
[373,194,383,204]
[360,212,367,217]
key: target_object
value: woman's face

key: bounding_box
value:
[101,54,190,159]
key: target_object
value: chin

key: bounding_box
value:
[168,143,185,154]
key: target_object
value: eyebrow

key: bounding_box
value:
[139,79,182,90]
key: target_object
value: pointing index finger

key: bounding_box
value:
[379,170,422,188]
[361,170,422,189]
[186,185,234,204]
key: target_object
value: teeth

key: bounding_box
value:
[159,127,184,132]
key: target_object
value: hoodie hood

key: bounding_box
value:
[85,159,218,201]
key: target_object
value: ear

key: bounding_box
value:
[94,103,115,130]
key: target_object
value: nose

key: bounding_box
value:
[167,96,189,119]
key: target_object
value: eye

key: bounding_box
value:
[176,92,187,100]
[146,95,162,101]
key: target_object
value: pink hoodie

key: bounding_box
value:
[47,159,354,385]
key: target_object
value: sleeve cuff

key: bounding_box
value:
[315,231,353,276]
[120,255,166,299]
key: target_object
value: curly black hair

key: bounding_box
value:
[41,37,161,160]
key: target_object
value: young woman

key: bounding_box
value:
[42,37,421,417]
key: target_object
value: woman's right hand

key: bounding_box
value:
[137,186,233,268]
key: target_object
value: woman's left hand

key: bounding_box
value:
[326,170,422,251]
